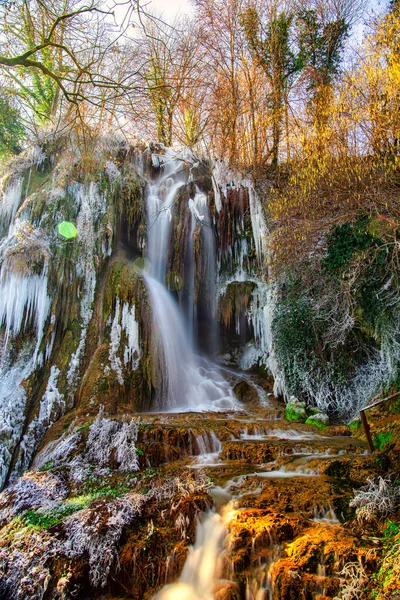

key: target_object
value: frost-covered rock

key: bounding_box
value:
[0,471,68,523]
[63,495,141,587]
[33,409,140,481]
[87,410,139,472]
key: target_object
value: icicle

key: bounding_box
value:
[109,297,124,384]
[0,343,34,489]
[0,178,23,229]
[121,302,141,370]
[11,365,64,479]
[247,183,268,265]
[0,267,51,360]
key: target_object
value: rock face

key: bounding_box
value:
[0,138,273,490]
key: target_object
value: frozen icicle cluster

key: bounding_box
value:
[109,297,124,384]
[0,219,51,361]
[110,297,141,383]
[247,183,268,264]
[121,301,141,369]
[67,182,108,390]
[0,343,35,490]
[0,267,51,358]
[0,177,23,229]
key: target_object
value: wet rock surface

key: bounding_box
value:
[2,388,396,600]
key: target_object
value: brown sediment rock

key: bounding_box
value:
[233,381,260,404]
[213,580,241,600]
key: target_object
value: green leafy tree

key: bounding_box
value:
[241,3,301,166]
[0,94,25,158]
[296,9,349,132]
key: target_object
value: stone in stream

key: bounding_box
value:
[233,380,259,404]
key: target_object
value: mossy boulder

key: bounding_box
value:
[285,398,307,422]
[305,413,329,430]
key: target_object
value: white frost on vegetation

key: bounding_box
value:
[63,496,138,587]
[34,430,81,471]
[350,476,400,523]
[34,409,140,480]
[0,470,68,523]
[105,160,121,185]
[0,466,211,594]
[87,410,139,472]
[333,562,368,600]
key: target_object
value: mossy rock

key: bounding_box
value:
[103,260,140,318]
[78,344,124,414]
[285,401,307,422]
[305,415,329,430]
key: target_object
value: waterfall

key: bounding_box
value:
[154,511,227,600]
[144,153,237,412]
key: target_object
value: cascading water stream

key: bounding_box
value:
[154,509,229,600]
[143,154,237,412]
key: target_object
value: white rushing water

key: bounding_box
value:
[144,153,237,412]
[154,511,227,600]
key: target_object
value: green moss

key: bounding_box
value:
[373,431,393,450]
[79,474,137,499]
[305,416,327,430]
[285,404,307,422]
[383,520,400,542]
[349,419,362,431]
[22,496,90,529]
[76,422,92,433]
[38,460,54,472]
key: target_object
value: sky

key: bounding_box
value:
[143,0,193,18]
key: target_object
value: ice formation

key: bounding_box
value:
[109,297,141,383]
[247,183,268,263]
[67,182,107,392]
[0,177,23,229]
[121,301,141,369]
[11,366,65,478]
[0,343,35,489]
[109,296,124,384]
[0,267,51,359]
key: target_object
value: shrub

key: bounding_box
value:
[350,476,400,523]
